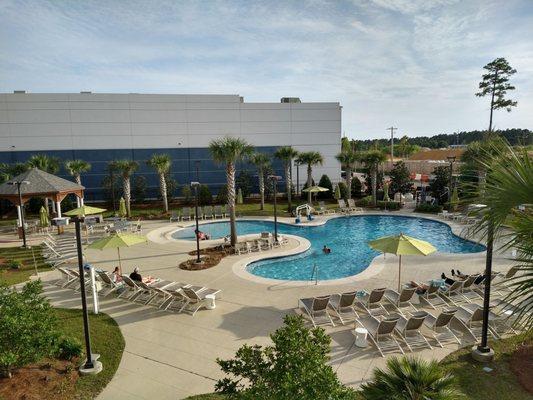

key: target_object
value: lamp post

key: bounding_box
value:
[74,216,102,374]
[447,156,456,206]
[268,175,282,243]
[8,180,30,248]
[191,181,201,263]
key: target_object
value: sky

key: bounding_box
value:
[1,0,532,140]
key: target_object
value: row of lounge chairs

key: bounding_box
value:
[337,199,363,214]
[170,205,227,222]
[437,210,479,225]
[235,233,289,255]
[298,268,520,357]
[55,267,222,316]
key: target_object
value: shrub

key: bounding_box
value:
[317,175,333,199]
[198,185,213,206]
[132,175,147,203]
[415,203,443,213]
[181,184,192,204]
[236,171,253,199]
[1,259,22,270]
[351,177,363,198]
[357,195,373,207]
[216,185,228,204]
[377,201,401,210]
[215,315,357,399]
[56,337,82,360]
[337,181,348,200]
[0,281,59,378]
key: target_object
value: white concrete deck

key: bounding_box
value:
[33,212,513,399]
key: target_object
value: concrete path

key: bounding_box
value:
[31,213,513,399]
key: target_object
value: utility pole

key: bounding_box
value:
[386,127,397,163]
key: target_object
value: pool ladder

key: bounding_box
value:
[311,263,318,285]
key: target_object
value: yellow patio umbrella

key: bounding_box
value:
[39,206,49,227]
[64,205,107,217]
[88,232,147,269]
[118,197,127,218]
[368,233,437,291]
[302,185,329,193]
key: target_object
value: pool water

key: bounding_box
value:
[172,216,485,281]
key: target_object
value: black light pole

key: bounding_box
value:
[268,175,281,243]
[447,156,456,205]
[191,181,201,263]
[8,180,30,248]
[74,216,100,373]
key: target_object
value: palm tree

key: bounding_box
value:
[360,356,462,400]
[274,146,299,213]
[335,149,358,200]
[112,160,139,217]
[209,137,254,246]
[471,142,533,329]
[296,151,324,204]
[249,152,271,210]
[361,150,387,206]
[0,163,29,184]
[64,159,91,207]
[146,154,172,213]
[26,154,60,174]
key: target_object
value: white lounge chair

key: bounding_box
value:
[178,287,222,316]
[357,315,404,357]
[423,308,461,347]
[395,311,432,352]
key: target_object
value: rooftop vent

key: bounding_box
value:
[80,91,92,94]
[281,97,301,103]
[13,90,26,94]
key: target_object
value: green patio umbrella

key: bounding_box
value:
[302,186,329,205]
[88,232,147,269]
[334,184,341,200]
[237,188,243,204]
[369,233,436,291]
[383,181,390,202]
[118,197,127,217]
[39,206,49,227]
[64,205,107,217]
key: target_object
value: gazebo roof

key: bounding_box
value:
[0,168,84,205]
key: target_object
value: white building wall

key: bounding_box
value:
[0,93,341,183]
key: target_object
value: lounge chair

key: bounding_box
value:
[356,288,388,316]
[384,287,417,315]
[329,291,359,324]
[169,210,180,222]
[214,205,223,219]
[337,199,350,214]
[423,308,461,347]
[147,281,186,308]
[178,287,222,316]
[418,283,445,309]
[460,274,483,302]
[347,199,363,212]
[181,207,191,221]
[57,267,78,288]
[204,206,214,220]
[356,315,404,357]
[316,201,332,215]
[221,205,227,217]
[299,295,335,327]
[163,284,206,311]
[455,303,499,341]
[96,270,121,297]
[120,276,143,300]
[438,280,467,306]
[395,311,432,352]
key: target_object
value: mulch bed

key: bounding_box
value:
[179,247,232,271]
[0,358,79,400]
[510,341,533,393]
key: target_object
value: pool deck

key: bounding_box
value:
[24,211,514,399]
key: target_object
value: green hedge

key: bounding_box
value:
[377,201,401,210]
[415,203,443,213]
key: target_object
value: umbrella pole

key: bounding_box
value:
[117,247,122,270]
[398,255,402,292]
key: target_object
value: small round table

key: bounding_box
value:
[354,327,368,348]
[205,294,216,310]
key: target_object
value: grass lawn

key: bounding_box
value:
[55,308,125,400]
[0,245,52,286]
[440,332,532,400]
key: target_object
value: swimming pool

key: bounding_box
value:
[172,216,485,281]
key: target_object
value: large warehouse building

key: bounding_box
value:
[0,92,341,201]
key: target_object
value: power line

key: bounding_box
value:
[386,127,397,162]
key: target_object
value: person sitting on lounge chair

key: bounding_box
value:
[130,267,143,282]
[441,273,456,286]
[323,245,331,254]
[409,281,430,295]
[111,266,123,283]
[452,269,484,285]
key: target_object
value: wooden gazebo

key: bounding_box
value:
[0,168,84,227]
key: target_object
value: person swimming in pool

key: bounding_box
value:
[323,245,331,254]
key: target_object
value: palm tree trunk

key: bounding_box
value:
[285,163,292,213]
[372,168,377,206]
[345,167,352,200]
[124,176,131,217]
[259,169,265,210]
[75,175,81,207]
[159,173,168,212]
[226,162,237,246]
[307,164,312,204]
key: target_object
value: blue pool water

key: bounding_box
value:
[172,216,485,281]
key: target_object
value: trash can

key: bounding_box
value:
[354,327,368,348]
[205,294,216,310]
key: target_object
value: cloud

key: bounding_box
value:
[0,0,532,139]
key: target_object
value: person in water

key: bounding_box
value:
[195,229,210,240]
[322,245,331,254]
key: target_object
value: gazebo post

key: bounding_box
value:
[56,200,62,218]
[16,205,22,227]
[51,200,56,214]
